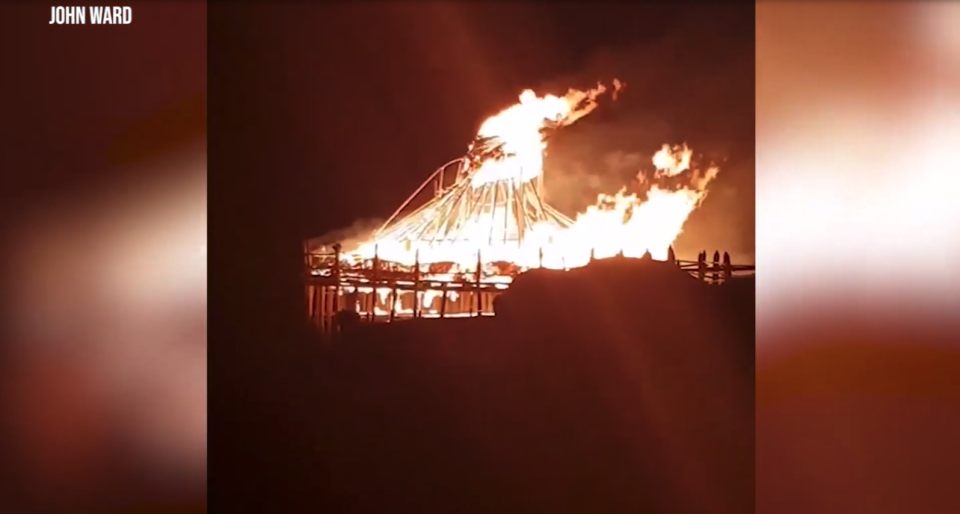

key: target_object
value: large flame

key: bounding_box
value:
[470,85,609,186]
[343,83,719,278]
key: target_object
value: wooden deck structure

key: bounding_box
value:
[304,243,754,335]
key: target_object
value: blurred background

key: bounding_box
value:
[0,2,206,512]
[756,2,960,513]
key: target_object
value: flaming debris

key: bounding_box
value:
[320,81,719,281]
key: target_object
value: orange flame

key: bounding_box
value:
[347,83,719,277]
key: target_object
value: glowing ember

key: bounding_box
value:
[339,82,719,279]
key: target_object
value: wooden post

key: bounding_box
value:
[332,243,342,330]
[667,246,676,265]
[389,283,397,322]
[307,284,315,328]
[311,285,319,331]
[370,245,380,322]
[539,247,544,268]
[711,250,720,284]
[306,284,314,325]
[317,286,325,334]
[306,284,313,324]
[413,249,421,318]
[315,288,321,330]
[590,247,595,262]
[722,252,732,283]
[440,282,448,318]
[322,287,331,334]
[473,250,482,317]
[325,287,332,334]
[697,251,706,282]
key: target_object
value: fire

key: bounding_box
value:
[470,85,609,186]
[342,82,719,279]
[653,143,693,176]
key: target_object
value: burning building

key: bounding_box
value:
[304,81,746,332]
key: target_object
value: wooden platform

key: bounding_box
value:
[304,247,754,334]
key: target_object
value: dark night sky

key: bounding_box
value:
[209,2,754,336]
[222,2,753,236]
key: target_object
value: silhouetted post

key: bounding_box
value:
[590,247,596,262]
[310,285,319,330]
[723,252,732,282]
[317,288,325,330]
[712,250,720,284]
[539,247,544,268]
[332,243,342,329]
[474,250,482,316]
[389,283,397,322]
[440,282,448,318]
[324,287,331,334]
[667,246,676,265]
[318,287,326,330]
[306,283,314,325]
[697,251,706,282]
[369,245,380,322]
[562,256,567,270]
[413,249,421,318]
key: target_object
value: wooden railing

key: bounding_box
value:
[303,243,754,334]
